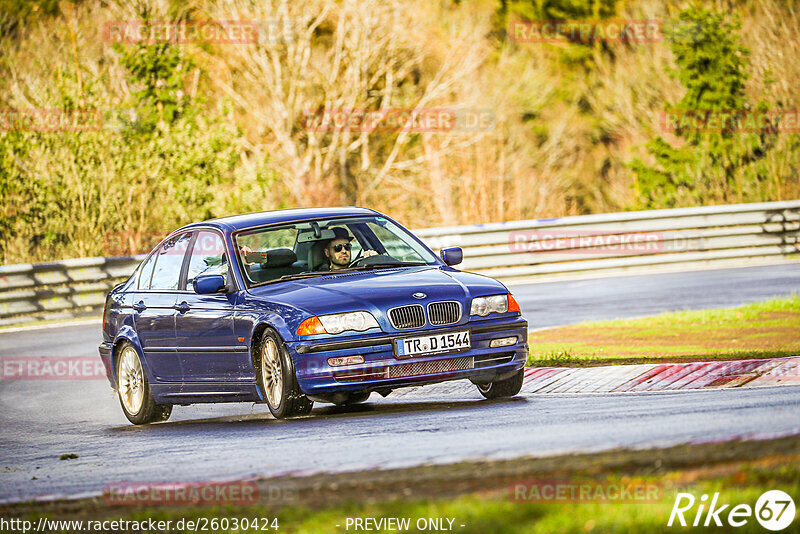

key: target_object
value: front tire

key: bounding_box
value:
[116,342,172,424]
[257,329,313,419]
[476,369,524,399]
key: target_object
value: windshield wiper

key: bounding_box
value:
[255,262,428,286]
[275,262,424,278]
[277,272,331,281]
[349,261,427,270]
[255,272,332,285]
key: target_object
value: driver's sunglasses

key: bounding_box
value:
[332,243,352,252]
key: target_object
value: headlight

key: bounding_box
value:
[470,294,520,316]
[297,311,380,335]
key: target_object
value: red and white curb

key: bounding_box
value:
[388,356,800,398]
[521,356,800,394]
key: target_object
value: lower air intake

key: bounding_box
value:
[333,357,474,382]
[474,352,516,367]
[388,356,473,378]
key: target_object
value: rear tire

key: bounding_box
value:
[256,328,313,419]
[116,342,172,424]
[476,369,524,399]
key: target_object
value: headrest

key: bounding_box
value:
[264,248,297,267]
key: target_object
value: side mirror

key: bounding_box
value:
[440,247,463,266]
[193,274,227,294]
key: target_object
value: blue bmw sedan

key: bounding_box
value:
[99,207,528,423]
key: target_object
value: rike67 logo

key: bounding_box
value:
[668,490,795,531]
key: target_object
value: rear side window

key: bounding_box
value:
[138,252,157,290]
[149,233,192,290]
[185,231,228,290]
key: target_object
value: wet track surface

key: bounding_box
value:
[1,264,799,502]
[2,382,800,503]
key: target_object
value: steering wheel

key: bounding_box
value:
[349,253,398,268]
[349,246,364,265]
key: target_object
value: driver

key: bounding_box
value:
[322,227,377,270]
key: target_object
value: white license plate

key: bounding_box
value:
[396,331,470,358]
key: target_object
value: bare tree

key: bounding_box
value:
[206,0,490,211]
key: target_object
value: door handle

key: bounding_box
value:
[174,301,190,313]
[132,301,146,312]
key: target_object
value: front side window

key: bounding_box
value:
[185,231,228,290]
[149,233,192,290]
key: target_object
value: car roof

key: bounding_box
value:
[179,206,380,233]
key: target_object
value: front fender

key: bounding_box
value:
[234,309,293,367]
[246,312,292,342]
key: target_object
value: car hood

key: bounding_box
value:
[247,266,507,320]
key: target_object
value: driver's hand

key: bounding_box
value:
[239,245,254,263]
[363,249,378,258]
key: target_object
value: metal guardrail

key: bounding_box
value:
[0,256,146,325]
[417,200,800,279]
[1,201,798,325]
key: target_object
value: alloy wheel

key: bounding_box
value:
[118,346,145,414]
[261,337,283,407]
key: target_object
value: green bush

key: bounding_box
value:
[630,6,781,209]
[0,31,270,263]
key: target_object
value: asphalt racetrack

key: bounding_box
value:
[1,263,799,502]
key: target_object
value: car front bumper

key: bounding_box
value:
[286,316,528,395]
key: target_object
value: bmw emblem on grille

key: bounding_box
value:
[412,292,427,299]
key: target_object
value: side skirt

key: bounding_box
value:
[150,381,261,404]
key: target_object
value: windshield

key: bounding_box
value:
[235,216,439,287]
